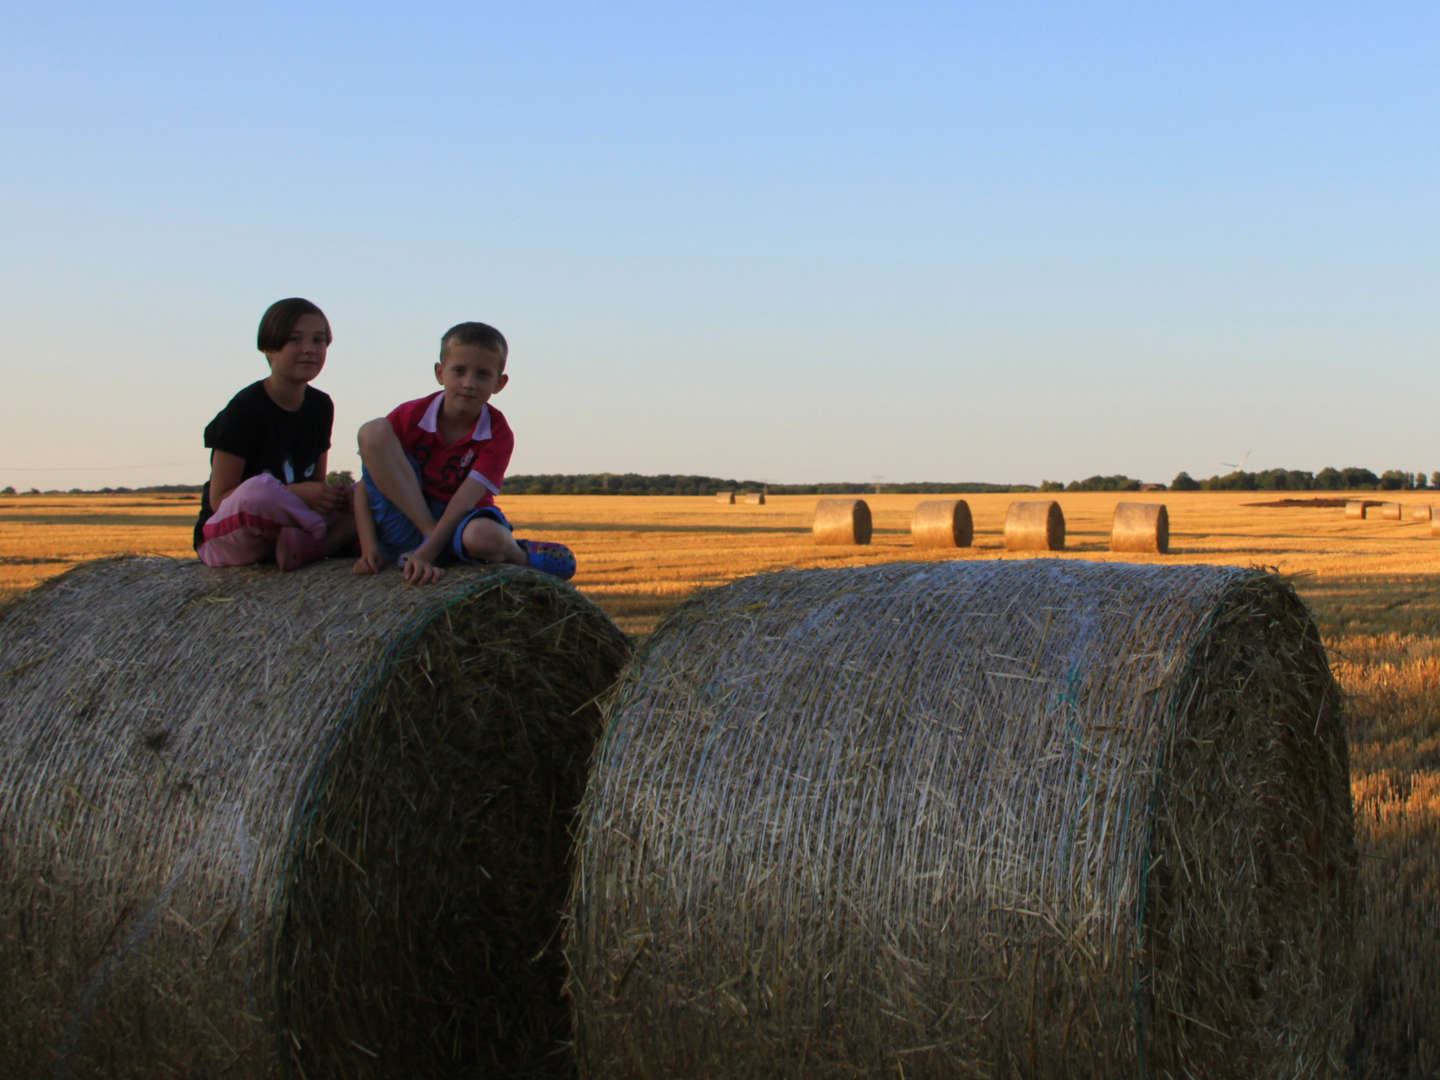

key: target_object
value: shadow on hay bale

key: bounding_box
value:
[1005,499,1064,550]
[910,499,972,549]
[566,560,1355,1079]
[0,557,631,1079]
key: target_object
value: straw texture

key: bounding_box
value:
[812,498,872,545]
[1345,501,1367,519]
[1110,502,1170,554]
[0,556,631,1079]
[910,499,973,549]
[567,560,1355,1079]
[1005,500,1065,550]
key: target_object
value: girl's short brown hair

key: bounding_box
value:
[257,298,332,353]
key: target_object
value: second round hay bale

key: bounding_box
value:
[1110,501,1169,553]
[1346,500,1368,519]
[812,498,871,545]
[1379,501,1403,520]
[910,499,973,549]
[567,560,1355,1079]
[1409,504,1432,522]
[1004,499,1065,550]
[715,489,735,504]
[741,491,766,505]
[0,557,631,1079]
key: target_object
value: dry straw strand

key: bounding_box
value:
[812,498,872,545]
[566,560,1355,1080]
[1110,502,1170,554]
[1346,501,1368,519]
[1005,499,1065,550]
[910,499,973,549]
[0,556,631,1079]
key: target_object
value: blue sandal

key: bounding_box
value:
[516,539,577,580]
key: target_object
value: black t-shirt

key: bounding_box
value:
[193,380,334,548]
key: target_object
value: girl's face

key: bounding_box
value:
[265,313,330,384]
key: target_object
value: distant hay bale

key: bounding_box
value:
[0,557,631,1079]
[812,498,871,545]
[1409,504,1432,522]
[1110,501,1169,554]
[910,499,973,549]
[1346,500,1368,519]
[1378,501,1403,520]
[567,560,1355,1079]
[741,491,766,505]
[1433,513,1440,538]
[1004,499,1065,550]
[715,490,735,504]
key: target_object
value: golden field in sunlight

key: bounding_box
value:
[2,489,1436,1076]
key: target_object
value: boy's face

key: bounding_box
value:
[435,344,507,417]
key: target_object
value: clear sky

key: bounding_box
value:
[3,2,1436,491]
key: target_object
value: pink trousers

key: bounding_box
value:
[197,473,331,568]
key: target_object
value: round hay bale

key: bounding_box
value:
[1408,504,1432,522]
[1110,501,1169,554]
[0,557,631,1079]
[812,498,871,545]
[567,560,1355,1079]
[1004,499,1065,550]
[1432,512,1440,538]
[910,499,973,549]
[715,490,735,504]
[1345,500,1367,519]
[1378,501,1403,520]
[741,491,766,505]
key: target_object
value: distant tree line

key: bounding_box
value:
[502,473,1034,496]
[4,466,1435,497]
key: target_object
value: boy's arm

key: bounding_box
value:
[402,475,493,584]
[352,482,384,575]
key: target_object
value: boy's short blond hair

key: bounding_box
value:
[440,322,508,367]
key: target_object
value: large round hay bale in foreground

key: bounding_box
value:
[0,557,631,1079]
[910,499,973,549]
[567,560,1354,1079]
[1110,501,1169,553]
[812,498,872,545]
[1004,499,1065,550]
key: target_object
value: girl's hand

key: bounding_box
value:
[291,480,347,514]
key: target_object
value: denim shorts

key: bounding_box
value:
[362,461,511,564]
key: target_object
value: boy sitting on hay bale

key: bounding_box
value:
[354,320,576,585]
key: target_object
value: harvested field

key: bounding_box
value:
[2,490,1438,1078]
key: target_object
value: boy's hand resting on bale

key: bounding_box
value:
[400,551,445,586]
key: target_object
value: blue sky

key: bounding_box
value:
[3,2,1436,490]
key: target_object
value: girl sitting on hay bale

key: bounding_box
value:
[193,298,357,570]
[354,320,576,585]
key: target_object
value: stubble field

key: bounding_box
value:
[1,490,1436,1077]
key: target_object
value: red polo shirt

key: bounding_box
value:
[386,391,513,509]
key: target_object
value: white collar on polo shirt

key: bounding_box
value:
[418,392,492,441]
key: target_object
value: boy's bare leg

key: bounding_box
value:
[461,518,527,565]
[356,419,438,535]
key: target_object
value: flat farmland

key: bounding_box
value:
[1,490,1437,1076]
